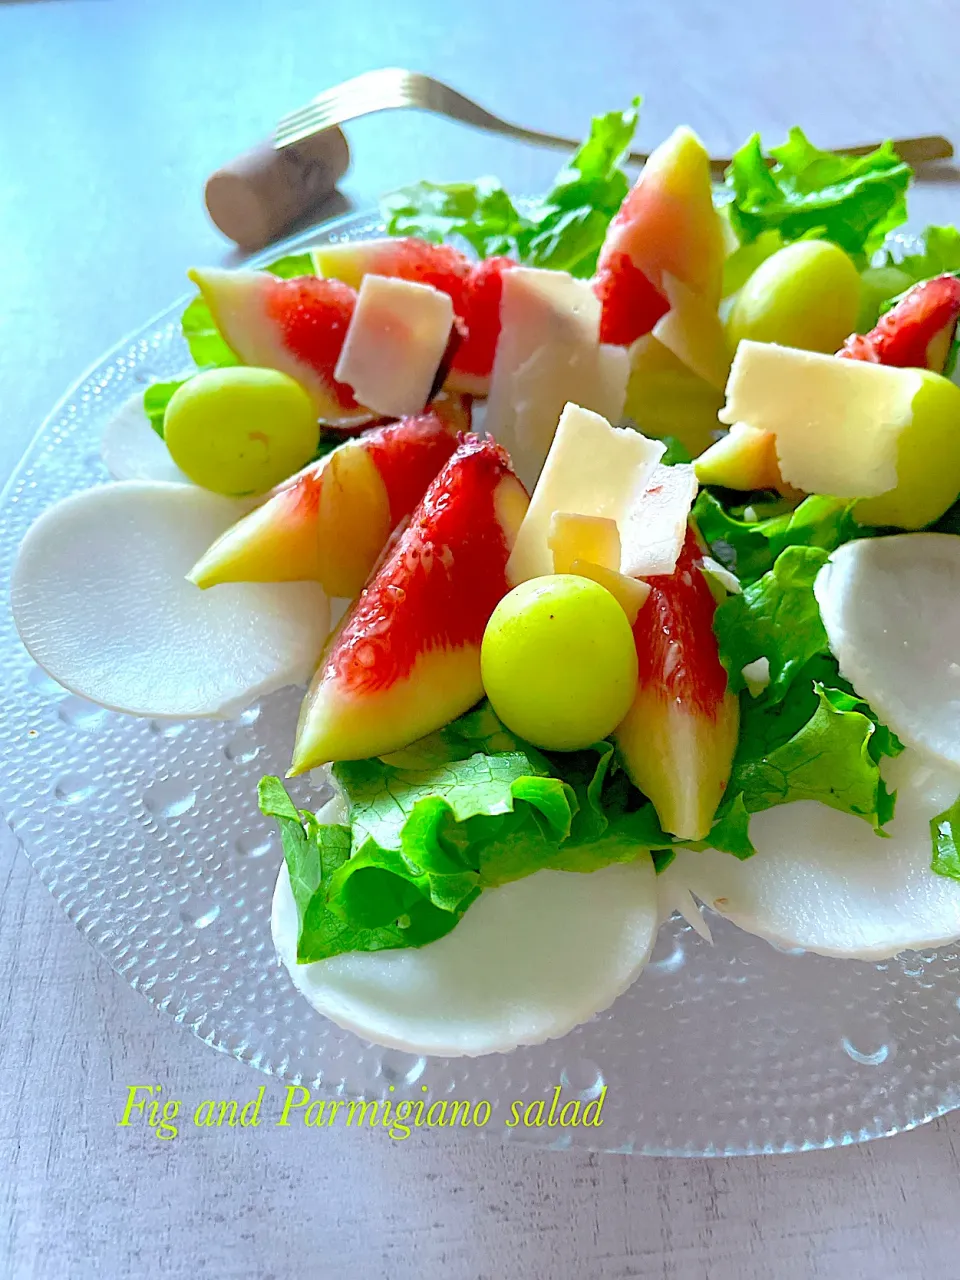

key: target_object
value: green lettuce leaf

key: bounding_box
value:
[381,178,527,259]
[713,545,830,700]
[262,636,905,960]
[259,705,670,962]
[260,696,763,961]
[258,776,436,963]
[724,128,911,265]
[143,378,190,439]
[181,294,239,370]
[266,251,317,279]
[931,792,960,882]
[929,498,960,536]
[693,491,858,585]
[658,435,694,466]
[521,102,637,276]
[730,676,896,830]
[710,532,903,834]
[381,101,639,277]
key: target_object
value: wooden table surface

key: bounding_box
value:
[3,2,960,1276]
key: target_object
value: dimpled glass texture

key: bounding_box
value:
[3,214,960,1158]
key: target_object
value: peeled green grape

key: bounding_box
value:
[856,264,914,333]
[164,368,319,496]
[855,370,960,529]
[480,576,638,751]
[726,240,862,355]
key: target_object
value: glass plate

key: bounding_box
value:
[3,212,960,1158]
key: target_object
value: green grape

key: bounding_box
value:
[480,576,638,751]
[164,368,319,496]
[856,264,914,332]
[726,240,862,355]
[855,370,960,529]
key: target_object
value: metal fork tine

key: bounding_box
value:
[279,70,426,129]
[276,110,330,143]
[278,101,376,147]
[280,94,347,133]
[279,103,335,137]
[278,88,420,145]
[280,88,404,136]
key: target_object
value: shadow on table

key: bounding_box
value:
[917,162,960,185]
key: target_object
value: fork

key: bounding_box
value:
[274,67,954,172]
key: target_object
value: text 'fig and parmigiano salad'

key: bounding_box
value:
[13,100,960,1058]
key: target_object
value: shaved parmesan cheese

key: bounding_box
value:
[620,462,698,579]
[549,512,621,574]
[507,404,663,583]
[720,340,923,498]
[701,555,742,596]
[569,561,650,625]
[741,656,771,697]
[334,275,454,419]
[485,269,630,490]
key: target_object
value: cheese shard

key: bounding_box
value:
[720,340,924,498]
[620,462,699,578]
[507,404,664,584]
[485,268,630,490]
[569,560,651,625]
[334,274,454,419]
[549,513,621,575]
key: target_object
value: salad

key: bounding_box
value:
[11,100,960,1060]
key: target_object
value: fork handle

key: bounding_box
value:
[483,121,953,172]
[704,133,954,174]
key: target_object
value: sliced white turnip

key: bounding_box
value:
[660,750,960,959]
[272,853,660,1057]
[815,534,960,767]
[101,388,193,484]
[11,481,329,718]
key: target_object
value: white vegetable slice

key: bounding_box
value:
[11,481,329,718]
[661,750,960,959]
[815,534,960,766]
[272,854,660,1057]
[101,389,192,484]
